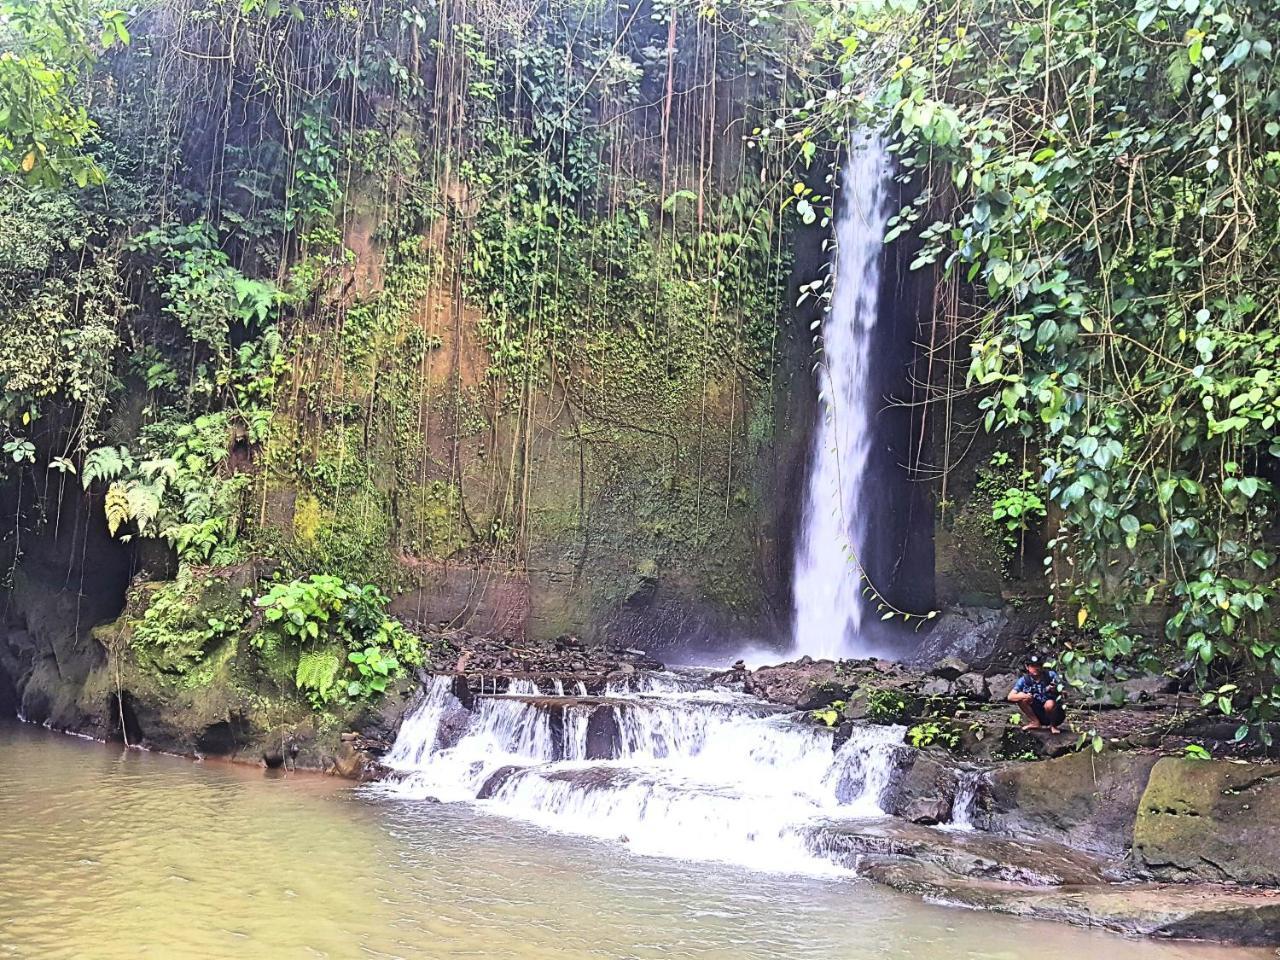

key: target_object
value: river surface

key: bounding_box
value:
[0,723,1265,960]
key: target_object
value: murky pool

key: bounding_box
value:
[0,724,1263,960]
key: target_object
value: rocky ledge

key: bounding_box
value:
[809,818,1280,944]
[708,652,1280,945]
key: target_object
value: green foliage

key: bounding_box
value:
[811,700,846,727]
[861,687,909,723]
[0,185,123,445]
[85,413,248,562]
[130,569,248,676]
[133,222,283,356]
[253,574,423,707]
[295,649,342,705]
[963,452,1048,569]
[1183,742,1213,761]
[797,0,1280,730]
[0,0,127,186]
[907,719,960,751]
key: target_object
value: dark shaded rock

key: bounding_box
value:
[1120,675,1179,702]
[930,656,969,681]
[477,764,523,799]
[195,718,250,756]
[882,749,959,822]
[448,675,473,716]
[350,679,418,743]
[987,750,1160,857]
[1133,757,1280,885]
[911,606,1027,671]
[743,657,842,709]
[997,723,1074,760]
[952,672,988,701]
[899,797,952,825]
[920,677,951,697]
[584,707,622,760]
[262,750,284,769]
[984,672,1019,701]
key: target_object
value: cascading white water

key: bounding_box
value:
[791,137,893,660]
[947,770,984,831]
[377,672,905,874]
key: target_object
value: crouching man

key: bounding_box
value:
[1008,653,1066,734]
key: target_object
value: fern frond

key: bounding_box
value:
[124,480,162,534]
[83,445,132,489]
[296,650,341,699]
[104,482,130,537]
[139,457,178,485]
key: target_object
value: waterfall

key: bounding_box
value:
[791,136,893,660]
[947,770,984,831]
[377,672,906,873]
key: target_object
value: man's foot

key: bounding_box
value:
[1021,721,1043,730]
[1049,726,1062,735]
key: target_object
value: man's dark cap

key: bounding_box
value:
[1023,652,1043,667]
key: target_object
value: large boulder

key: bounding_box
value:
[881,749,960,824]
[909,605,1028,670]
[1133,758,1280,885]
[986,750,1159,858]
[743,657,842,709]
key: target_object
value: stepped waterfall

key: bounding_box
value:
[377,673,907,874]
[791,137,894,660]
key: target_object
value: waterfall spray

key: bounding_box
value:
[791,136,893,660]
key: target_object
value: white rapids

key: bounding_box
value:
[376,673,906,875]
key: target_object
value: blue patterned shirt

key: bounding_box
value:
[1013,670,1060,703]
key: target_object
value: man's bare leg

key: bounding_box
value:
[1012,697,1042,729]
[1044,699,1062,734]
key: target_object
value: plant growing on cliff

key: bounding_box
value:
[83,413,249,562]
[253,575,423,707]
[907,720,960,751]
[811,700,846,726]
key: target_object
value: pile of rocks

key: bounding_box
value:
[410,625,665,694]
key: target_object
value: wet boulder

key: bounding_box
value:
[584,707,622,760]
[881,748,968,826]
[743,657,842,709]
[1133,758,1280,885]
[986,750,1160,858]
[477,764,523,799]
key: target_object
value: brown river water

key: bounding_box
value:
[0,723,1267,960]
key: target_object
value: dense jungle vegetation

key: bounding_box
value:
[0,0,801,726]
[1,0,1278,735]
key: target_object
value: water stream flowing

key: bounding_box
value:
[378,673,903,874]
[791,136,894,660]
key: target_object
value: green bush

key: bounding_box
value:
[252,575,424,708]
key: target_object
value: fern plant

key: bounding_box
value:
[295,649,342,706]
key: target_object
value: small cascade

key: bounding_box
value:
[574,681,587,697]
[552,679,565,696]
[791,136,894,660]
[948,770,984,831]
[506,679,541,696]
[824,724,905,816]
[378,672,907,873]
